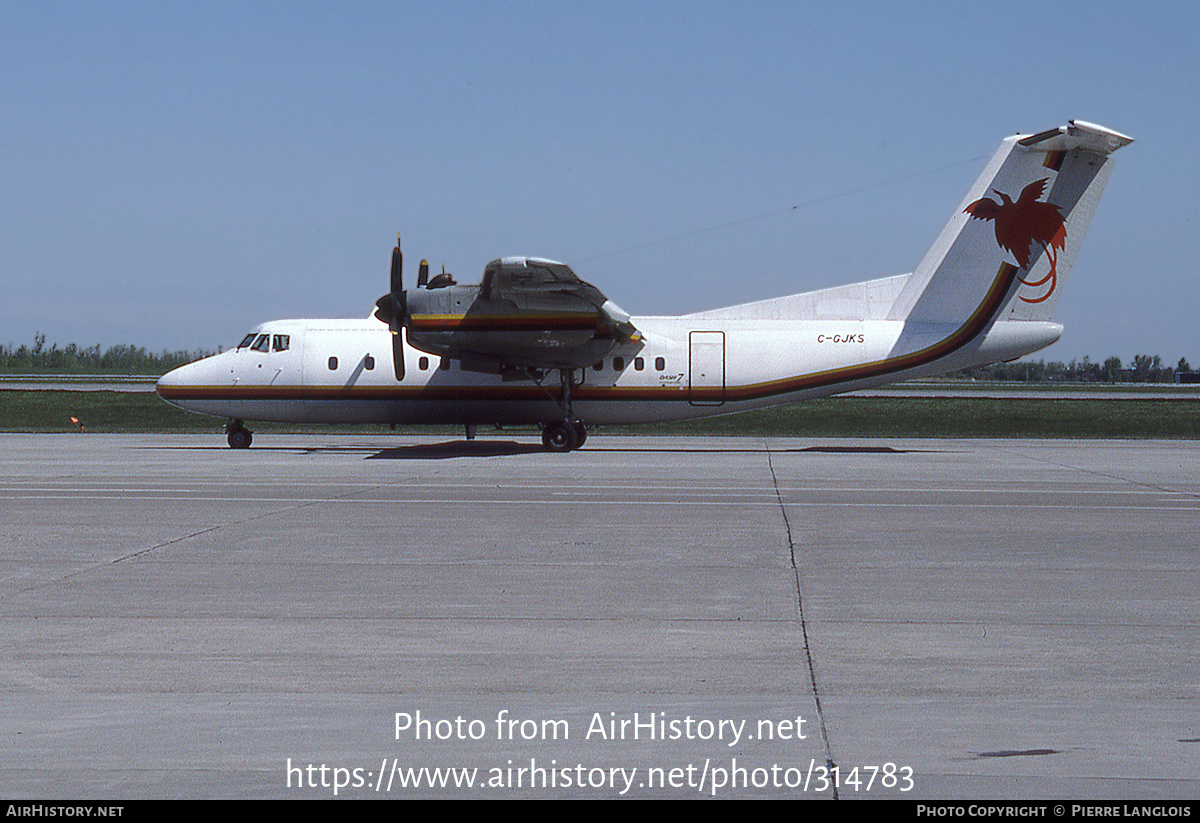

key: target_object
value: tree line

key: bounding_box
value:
[954,355,1192,383]
[0,334,215,375]
[0,334,1194,382]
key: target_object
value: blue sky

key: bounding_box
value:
[2,1,1195,364]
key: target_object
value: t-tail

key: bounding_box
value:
[892,120,1132,324]
[875,120,1132,376]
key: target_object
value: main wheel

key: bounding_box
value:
[541,420,579,452]
[227,427,253,449]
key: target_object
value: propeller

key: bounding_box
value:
[373,237,407,380]
[374,239,408,326]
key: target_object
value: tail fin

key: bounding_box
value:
[888,120,1132,324]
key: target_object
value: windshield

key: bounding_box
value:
[237,332,290,351]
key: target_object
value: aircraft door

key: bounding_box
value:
[688,330,725,406]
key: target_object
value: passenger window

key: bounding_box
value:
[634,357,644,371]
[251,334,270,352]
[364,355,375,370]
[440,358,450,370]
[328,356,338,370]
[273,334,290,352]
[419,357,429,370]
[655,357,665,371]
[613,357,625,371]
[593,362,603,371]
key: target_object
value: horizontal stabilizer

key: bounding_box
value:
[683,274,910,322]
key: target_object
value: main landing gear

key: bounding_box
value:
[539,369,588,452]
[226,420,253,449]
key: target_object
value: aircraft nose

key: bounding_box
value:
[155,368,177,394]
[156,362,189,405]
[155,357,216,405]
[156,360,193,392]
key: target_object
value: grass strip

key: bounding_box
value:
[2,390,1198,438]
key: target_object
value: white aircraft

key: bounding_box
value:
[156,120,1132,451]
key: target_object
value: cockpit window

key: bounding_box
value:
[273,334,290,352]
[238,333,257,349]
[251,334,270,352]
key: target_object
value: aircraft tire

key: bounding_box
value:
[571,421,587,447]
[542,421,579,452]
[227,427,253,449]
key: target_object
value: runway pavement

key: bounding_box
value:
[1,433,1197,799]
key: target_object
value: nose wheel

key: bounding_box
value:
[533,367,590,452]
[542,419,586,452]
[226,421,253,449]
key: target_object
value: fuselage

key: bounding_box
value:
[154,311,1061,427]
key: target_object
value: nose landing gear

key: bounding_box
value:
[226,420,253,449]
[541,419,587,452]
[539,368,588,452]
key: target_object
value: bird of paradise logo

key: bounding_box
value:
[964,178,1066,304]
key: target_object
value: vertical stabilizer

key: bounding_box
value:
[888,120,1132,324]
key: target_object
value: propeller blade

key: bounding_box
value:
[374,294,394,325]
[379,238,407,332]
[390,326,405,381]
[390,242,403,296]
[418,259,429,288]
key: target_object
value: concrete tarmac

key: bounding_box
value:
[2,433,1197,799]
